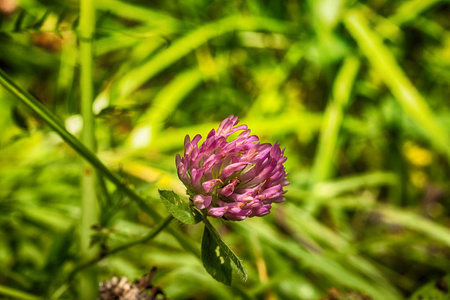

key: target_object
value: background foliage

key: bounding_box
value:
[1,0,450,299]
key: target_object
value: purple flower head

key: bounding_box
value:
[176,115,289,221]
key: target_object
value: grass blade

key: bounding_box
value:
[344,9,450,161]
[312,56,360,182]
[0,285,41,300]
[377,205,450,247]
[0,68,202,259]
[0,68,159,218]
[241,220,402,300]
[389,0,445,25]
[116,15,290,99]
[126,68,208,149]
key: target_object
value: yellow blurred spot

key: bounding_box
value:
[195,46,218,78]
[410,170,427,188]
[238,31,288,49]
[403,142,433,167]
[120,160,186,194]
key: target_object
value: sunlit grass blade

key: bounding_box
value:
[389,0,445,25]
[312,56,360,183]
[106,159,183,193]
[0,285,41,300]
[126,68,204,148]
[376,205,450,247]
[240,219,402,300]
[116,15,290,99]
[0,68,158,217]
[344,9,450,161]
[20,205,74,232]
[95,0,180,28]
[125,53,228,149]
[0,69,200,259]
[313,171,398,199]
[151,111,323,152]
[284,204,402,294]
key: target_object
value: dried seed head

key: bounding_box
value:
[99,268,166,300]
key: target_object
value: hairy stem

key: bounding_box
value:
[69,216,174,282]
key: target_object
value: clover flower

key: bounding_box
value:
[175,115,289,221]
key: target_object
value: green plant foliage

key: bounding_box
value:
[409,275,450,300]
[1,0,450,299]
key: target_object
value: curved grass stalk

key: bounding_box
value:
[0,67,158,218]
[125,54,230,149]
[389,0,444,25]
[307,56,360,215]
[312,56,360,183]
[0,67,200,257]
[116,15,291,99]
[68,215,174,282]
[0,285,41,300]
[344,9,450,162]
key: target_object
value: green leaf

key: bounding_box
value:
[201,225,232,286]
[409,275,450,300]
[0,285,41,300]
[32,10,50,30]
[203,220,247,282]
[158,190,202,225]
[14,10,27,32]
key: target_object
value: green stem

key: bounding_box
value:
[0,67,159,220]
[307,56,360,215]
[312,56,360,183]
[0,69,199,257]
[79,0,98,298]
[69,215,174,282]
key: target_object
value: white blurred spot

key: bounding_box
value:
[130,125,152,148]
[65,114,83,136]
[93,91,110,115]
[238,31,288,49]
[317,0,343,28]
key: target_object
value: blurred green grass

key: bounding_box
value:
[1,0,450,299]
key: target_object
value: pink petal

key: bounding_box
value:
[208,207,228,218]
[202,179,222,193]
[193,194,212,209]
[221,162,248,179]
